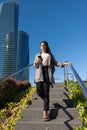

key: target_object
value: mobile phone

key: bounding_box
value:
[38,55,41,58]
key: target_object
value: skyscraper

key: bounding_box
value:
[0,0,19,79]
[17,31,29,80]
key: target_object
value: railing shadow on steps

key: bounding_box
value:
[64,64,87,100]
[49,108,74,130]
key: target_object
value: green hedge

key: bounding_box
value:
[0,78,31,108]
[66,81,87,130]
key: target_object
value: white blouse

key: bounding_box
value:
[41,53,51,66]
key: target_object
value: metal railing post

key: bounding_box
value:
[64,66,69,87]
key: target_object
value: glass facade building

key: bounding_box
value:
[0,0,19,79]
[17,31,29,80]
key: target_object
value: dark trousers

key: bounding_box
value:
[36,82,50,111]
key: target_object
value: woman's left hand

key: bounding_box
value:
[63,62,72,66]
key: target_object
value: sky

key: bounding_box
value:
[0,0,87,85]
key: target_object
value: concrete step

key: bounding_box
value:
[49,108,79,120]
[16,108,82,130]
[21,108,79,120]
[50,87,68,94]
[29,98,74,109]
[15,119,81,130]
[33,89,69,100]
[54,83,65,88]
[50,99,75,108]
[50,93,69,99]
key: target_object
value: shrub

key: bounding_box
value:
[0,78,31,108]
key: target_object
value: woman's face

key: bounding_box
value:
[40,42,47,52]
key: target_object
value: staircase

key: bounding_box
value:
[15,83,82,130]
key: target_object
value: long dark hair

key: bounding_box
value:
[40,41,52,54]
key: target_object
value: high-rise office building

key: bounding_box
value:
[17,31,29,80]
[0,0,19,79]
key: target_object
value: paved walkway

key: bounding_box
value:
[15,83,82,130]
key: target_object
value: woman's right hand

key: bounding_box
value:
[35,57,43,65]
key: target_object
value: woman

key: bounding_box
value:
[34,41,70,121]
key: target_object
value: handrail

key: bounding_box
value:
[64,65,74,86]
[69,65,87,99]
[2,63,33,82]
[1,62,87,99]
